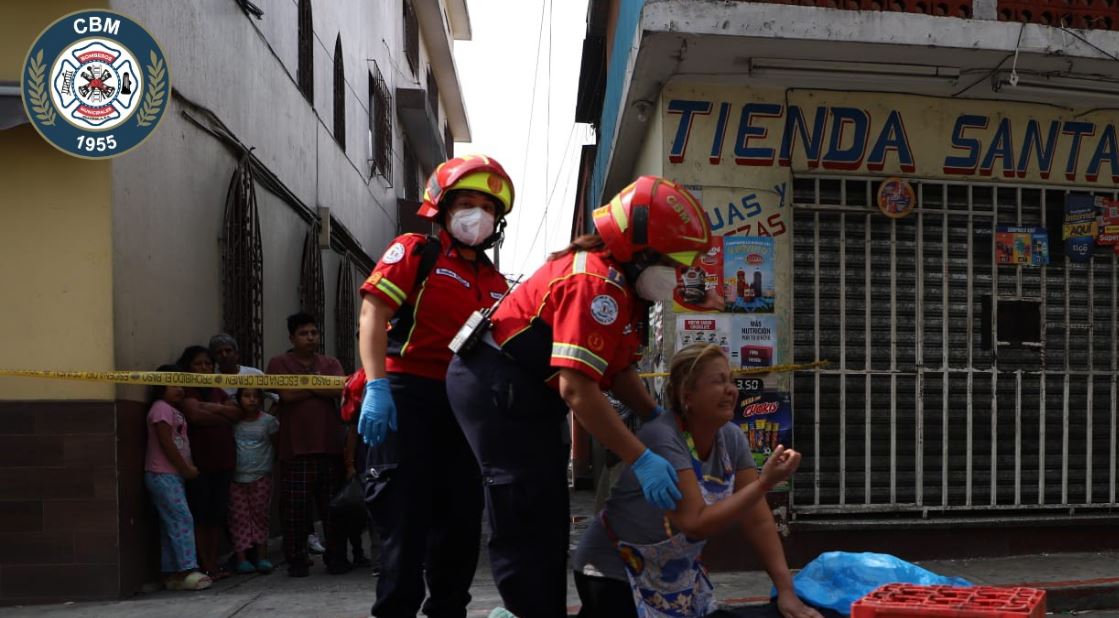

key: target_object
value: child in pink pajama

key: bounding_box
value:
[228,388,279,574]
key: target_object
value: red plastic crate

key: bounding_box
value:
[851,584,1046,618]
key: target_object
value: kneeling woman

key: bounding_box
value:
[573,344,822,618]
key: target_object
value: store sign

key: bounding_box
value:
[664,90,1118,187]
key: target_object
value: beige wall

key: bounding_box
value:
[0,126,114,400]
[0,1,106,81]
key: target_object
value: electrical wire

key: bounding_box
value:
[511,0,549,263]
[1058,26,1119,62]
[519,122,581,262]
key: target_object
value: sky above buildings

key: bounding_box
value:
[454,0,592,280]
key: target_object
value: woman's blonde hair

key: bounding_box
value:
[664,343,729,417]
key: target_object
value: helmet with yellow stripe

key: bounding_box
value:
[592,176,713,268]
[417,155,515,220]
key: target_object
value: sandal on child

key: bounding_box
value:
[179,571,213,591]
[255,559,274,574]
[234,560,256,574]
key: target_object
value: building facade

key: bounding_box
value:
[0,0,470,603]
[574,0,1119,567]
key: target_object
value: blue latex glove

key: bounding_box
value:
[631,448,682,510]
[358,378,397,446]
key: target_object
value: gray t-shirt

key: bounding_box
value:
[233,413,280,483]
[572,412,755,581]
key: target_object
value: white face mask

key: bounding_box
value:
[634,265,678,302]
[448,208,495,247]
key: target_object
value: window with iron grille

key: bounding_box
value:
[297,0,313,103]
[221,155,264,369]
[443,122,453,160]
[402,137,419,202]
[403,0,419,76]
[300,220,326,352]
[368,65,393,180]
[426,68,438,116]
[791,176,1119,519]
[335,258,356,373]
[333,35,345,150]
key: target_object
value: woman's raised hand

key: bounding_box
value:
[759,445,801,490]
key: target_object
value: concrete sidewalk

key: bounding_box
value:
[2,487,1118,617]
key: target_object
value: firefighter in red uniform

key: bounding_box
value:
[357,155,513,618]
[445,176,715,618]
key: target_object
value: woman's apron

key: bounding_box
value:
[603,432,736,617]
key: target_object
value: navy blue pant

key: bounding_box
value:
[362,373,482,618]
[446,346,571,618]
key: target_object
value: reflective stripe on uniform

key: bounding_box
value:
[572,251,588,274]
[551,342,608,375]
[376,277,407,306]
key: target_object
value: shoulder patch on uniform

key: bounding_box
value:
[382,242,406,264]
[607,267,626,287]
[590,295,619,326]
[588,332,606,351]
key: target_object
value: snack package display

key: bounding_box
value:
[673,239,725,312]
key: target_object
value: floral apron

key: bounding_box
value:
[603,433,735,617]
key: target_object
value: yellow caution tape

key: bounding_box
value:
[0,369,345,389]
[1,360,830,388]
[637,360,830,379]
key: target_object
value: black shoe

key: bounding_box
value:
[326,558,353,575]
[287,564,310,578]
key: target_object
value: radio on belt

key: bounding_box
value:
[448,277,520,356]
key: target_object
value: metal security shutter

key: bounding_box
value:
[791,176,1119,520]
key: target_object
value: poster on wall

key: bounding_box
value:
[1064,194,1097,263]
[733,389,792,492]
[876,177,916,219]
[723,236,775,313]
[673,239,726,312]
[995,226,1050,266]
[675,314,733,355]
[733,314,778,368]
[1095,196,1119,253]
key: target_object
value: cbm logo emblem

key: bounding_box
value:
[21,10,170,159]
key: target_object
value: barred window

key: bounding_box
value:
[333,35,345,149]
[335,258,356,373]
[297,0,313,103]
[221,155,264,368]
[300,219,325,352]
[426,68,438,116]
[403,0,419,76]
[368,65,392,180]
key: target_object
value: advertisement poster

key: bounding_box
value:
[1096,196,1119,251]
[673,239,725,312]
[675,314,733,355]
[995,226,1049,266]
[1064,194,1097,263]
[734,314,778,368]
[723,236,775,313]
[877,177,916,219]
[733,389,793,492]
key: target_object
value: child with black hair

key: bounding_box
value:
[144,364,211,591]
[229,387,279,574]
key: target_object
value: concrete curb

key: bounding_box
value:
[1024,577,1119,613]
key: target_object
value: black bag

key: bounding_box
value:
[329,476,367,533]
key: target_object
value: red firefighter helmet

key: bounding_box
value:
[417,155,514,220]
[592,176,713,267]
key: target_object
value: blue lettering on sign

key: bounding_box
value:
[943,115,987,175]
[734,103,782,166]
[822,107,870,170]
[663,98,1118,184]
[1087,124,1119,183]
[1017,120,1060,179]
